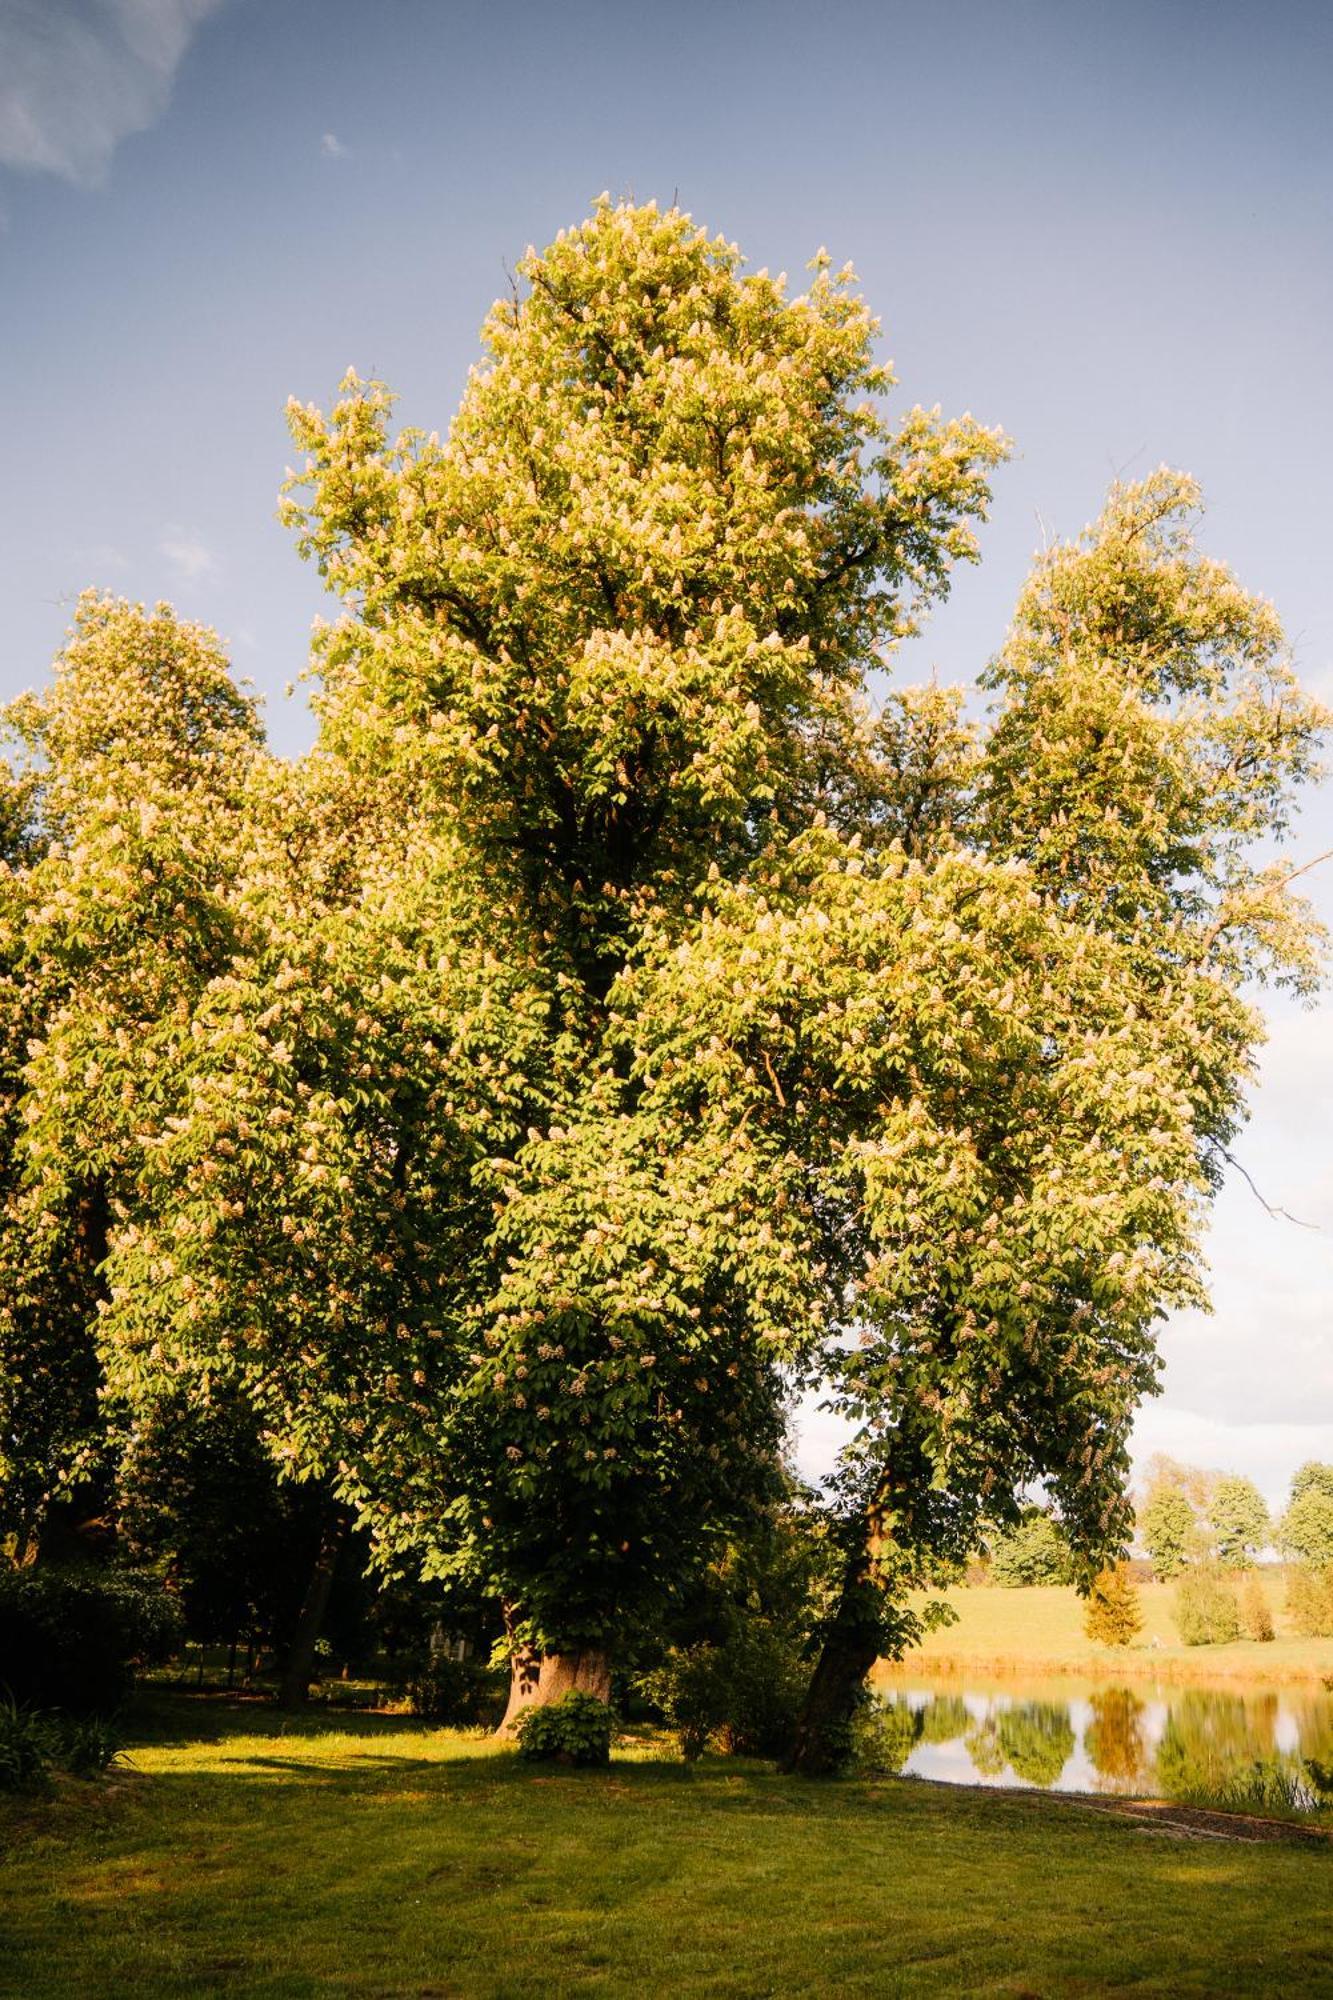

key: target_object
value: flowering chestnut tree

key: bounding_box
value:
[1,205,1322,1754]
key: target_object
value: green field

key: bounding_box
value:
[1,1695,1329,1999]
[881,1577,1333,1685]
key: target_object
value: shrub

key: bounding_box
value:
[637,1645,730,1760]
[1083,1565,1143,1646]
[0,1696,56,1793]
[515,1690,612,1766]
[56,1713,127,1778]
[1238,1574,1275,1642]
[1173,1568,1241,1646]
[400,1655,504,1727]
[638,1625,807,1762]
[0,1567,182,1713]
[988,1511,1073,1587]
[1286,1564,1333,1639]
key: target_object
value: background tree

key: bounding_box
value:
[787,473,1326,1770]
[1208,1474,1270,1569]
[1279,1487,1333,1568]
[0,596,265,1562]
[1083,1564,1143,1646]
[1289,1461,1333,1505]
[1138,1481,1200,1579]
[987,1509,1074,1588]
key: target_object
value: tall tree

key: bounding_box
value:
[1139,1482,1198,1579]
[786,473,1325,1769]
[1208,1474,1270,1568]
[0,596,264,1558]
[5,208,1324,1756]
[22,203,1003,1711]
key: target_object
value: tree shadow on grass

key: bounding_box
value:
[126,1689,455,1750]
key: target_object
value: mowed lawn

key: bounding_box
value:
[882,1577,1333,1683]
[1,1697,1329,1998]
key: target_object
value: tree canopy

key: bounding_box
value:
[1,201,1325,1752]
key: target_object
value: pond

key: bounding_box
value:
[866,1677,1333,1814]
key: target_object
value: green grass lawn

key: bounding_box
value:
[883,1576,1333,1684]
[1,1694,1329,1998]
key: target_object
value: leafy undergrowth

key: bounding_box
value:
[0,1694,1329,1998]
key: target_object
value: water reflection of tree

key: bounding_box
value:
[998,1701,1075,1786]
[964,1700,1074,1787]
[918,1695,970,1745]
[858,1696,923,1775]
[1085,1689,1147,1791]
[1292,1693,1333,1800]
[963,1716,1008,1778]
[1153,1690,1277,1802]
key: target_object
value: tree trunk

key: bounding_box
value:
[497,1644,612,1734]
[785,1481,910,1777]
[278,1508,347,1709]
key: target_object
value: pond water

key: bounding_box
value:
[866,1678,1333,1813]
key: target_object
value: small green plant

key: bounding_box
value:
[57,1713,127,1778]
[0,1694,55,1792]
[514,1691,613,1766]
[1173,1567,1241,1645]
[1083,1564,1143,1646]
[1238,1574,1275,1642]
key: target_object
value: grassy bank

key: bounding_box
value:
[1,1694,1330,1998]
[877,1577,1333,1685]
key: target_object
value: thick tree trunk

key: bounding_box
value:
[785,1480,911,1777]
[277,1508,347,1709]
[783,1530,883,1776]
[497,1644,612,1734]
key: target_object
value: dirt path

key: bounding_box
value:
[1027,1786,1330,1845]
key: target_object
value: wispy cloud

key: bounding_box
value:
[159,528,218,582]
[0,0,227,188]
[320,131,347,160]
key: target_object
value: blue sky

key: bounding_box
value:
[2,0,1330,1504]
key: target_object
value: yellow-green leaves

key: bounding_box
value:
[283,201,1005,985]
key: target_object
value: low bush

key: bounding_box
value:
[1238,1574,1275,1642]
[1173,1568,1241,1646]
[399,1654,505,1727]
[0,1566,182,1713]
[0,1695,128,1790]
[514,1690,612,1766]
[637,1625,807,1761]
[1083,1564,1143,1646]
[1285,1563,1333,1638]
[57,1713,127,1778]
[0,1696,56,1793]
